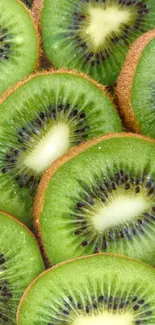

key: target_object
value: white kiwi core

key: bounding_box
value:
[92,193,149,232]
[23,123,70,173]
[86,6,131,50]
[72,312,133,325]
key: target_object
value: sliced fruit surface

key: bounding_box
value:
[0,71,121,227]
[34,134,155,266]
[41,0,155,85]
[116,30,155,138]
[0,0,38,96]
[0,211,44,325]
[17,254,155,325]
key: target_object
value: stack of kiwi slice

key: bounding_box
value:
[0,1,155,325]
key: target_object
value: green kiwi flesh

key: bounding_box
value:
[17,254,155,325]
[41,0,155,85]
[0,0,38,96]
[35,134,155,266]
[0,71,121,227]
[129,35,155,138]
[0,211,44,325]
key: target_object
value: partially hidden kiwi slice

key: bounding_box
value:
[39,0,155,85]
[0,210,44,324]
[34,133,155,266]
[116,30,155,138]
[17,254,155,325]
[0,0,38,96]
[0,71,121,227]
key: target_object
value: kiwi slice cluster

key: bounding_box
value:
[0,210,44,324]
[116,30,155,138]
[17,254,155,325]
[0,0,38,96]
[0,71,121,227]
[0,1,154,324]
[38,0,155,85]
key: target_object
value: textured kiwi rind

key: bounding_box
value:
[16,253,155,324]
[33,132,155,265]
[115,29,155,133]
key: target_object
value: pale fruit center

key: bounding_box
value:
[72,312,133,325]
[92,194,149,232]
[23,123,70,173]
[86,6,131,49]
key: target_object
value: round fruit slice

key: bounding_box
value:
[39,0,155,85]
[116,30,155,138]
[0,210,44,325]
[0,71,121,227]
[0,0,38,96]
[34,133,155,266]
[17,254,155,325]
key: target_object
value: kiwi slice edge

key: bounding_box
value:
[33,132,155,265]
[115,29,155,134]
[17,253,155,325]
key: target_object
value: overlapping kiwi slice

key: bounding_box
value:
[116,30,155,138]
[34,133,155,266]
[40,0,155,85]
[0,0,38,96]
[0,71,121,227]
[17,254,155,325]
[0,210,44,324]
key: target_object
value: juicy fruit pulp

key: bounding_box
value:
[41,0,155,85]
[34,134,155,265]
[116,30,155,139]
[0,0,38,96]
[0,72,121,227]
[0,211,44,325]
[17,254,155,325]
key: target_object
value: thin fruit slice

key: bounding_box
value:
[0,210,44,325]
[0,71,121,227]
[17,254,155,325]
[40,0,155,85]
[34,133,155,266]
[116,30,155,138]
[0,0,38,96]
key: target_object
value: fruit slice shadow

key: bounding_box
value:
[0,71,121,227]
[40,0,155,85]
[17,254,155,325]
[34,133,155,266]
[0,210,44,325]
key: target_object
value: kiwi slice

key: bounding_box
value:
[0,210,44,324]
[0,71,121,227]
[34,133,155,266]
[0,0,38,97]
[116,30,155,138]
[17,254,155,325]
[39,0,155,86]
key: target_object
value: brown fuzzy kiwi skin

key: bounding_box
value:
[32,0,53,70]
[115,30,155,133]
[16,252,155,324]
[0,210,45,266]
[33,132,155,266]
